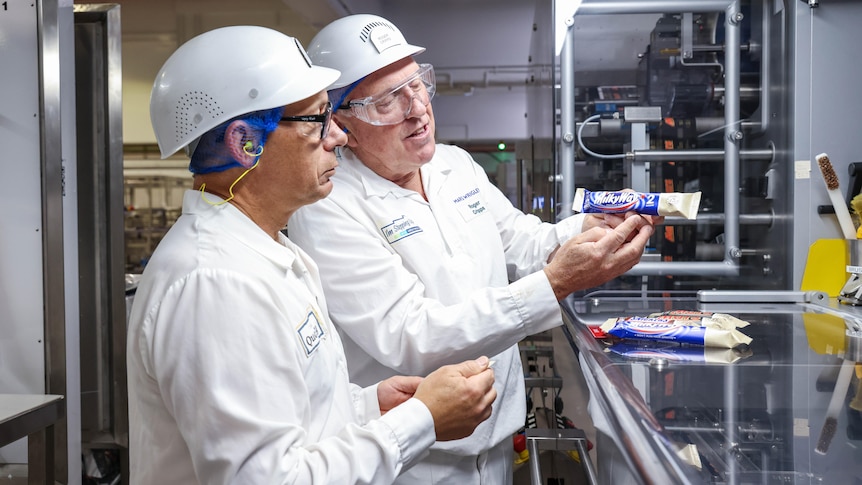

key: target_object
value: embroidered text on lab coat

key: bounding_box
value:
[452,187,487,221]
[380,215,423,244]
[297,309,326,356]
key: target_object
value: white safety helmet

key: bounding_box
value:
[150,25,340,159]
[307,14,425,90]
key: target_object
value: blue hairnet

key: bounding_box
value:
[188,106,284,174]
[328,78,365,112]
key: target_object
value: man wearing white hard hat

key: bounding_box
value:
[127,25,498,484]
[288,14,658,484]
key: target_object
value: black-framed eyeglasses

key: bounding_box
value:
[280,101,333,140]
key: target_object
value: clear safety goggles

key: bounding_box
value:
[340,64,436,126]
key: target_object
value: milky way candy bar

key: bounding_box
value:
[600,316,752,349]
[573,188,701,220]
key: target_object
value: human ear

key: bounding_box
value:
[224,120,261,168]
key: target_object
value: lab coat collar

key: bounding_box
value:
[338,146,453,200]
[182,190,297,273]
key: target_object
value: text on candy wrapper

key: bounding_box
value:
[591,191,640,205]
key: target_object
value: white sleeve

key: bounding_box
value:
[289,198,564,375]
[144,269,435,484]
[352,382,382,425]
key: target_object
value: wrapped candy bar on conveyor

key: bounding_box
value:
[600,316,752,349]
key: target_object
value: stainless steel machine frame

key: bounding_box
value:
[559,0,746,278]
[533,0,862,291]
[524,1,862,480]
[74,3,127,456]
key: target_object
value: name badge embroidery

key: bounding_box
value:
[380,215,423,244]
[452,187,487,221]
[297,308,325,356]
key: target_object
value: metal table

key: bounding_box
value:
[560,290,862,484]
[0,394,65,484]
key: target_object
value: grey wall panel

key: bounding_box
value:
[0,0,47,464]
[792,1,862,289]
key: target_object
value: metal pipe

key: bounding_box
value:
[628,260,739,277]
[724,365,740,480]
[711,85,760,100]
[663,425,725,433]
[559,17,576,219]
[690,43,751,53]
[758,0,771,133]
[631,148,773,163]
[576,438,599,484]
[579,0,735,15]
[694,117,760,136]
[528,438,542,485]
[579,117,762,137]
[723,1,742,263]
[670,213,775,225]
[582,99,640,109]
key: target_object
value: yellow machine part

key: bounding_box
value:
[802,313,847,355]
[801,239,848,297]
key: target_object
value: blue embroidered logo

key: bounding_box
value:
[381,215,423,244]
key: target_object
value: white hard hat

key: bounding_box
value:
[308,14,425,89]
[150,25,340,158]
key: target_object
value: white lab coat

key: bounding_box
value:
[288,144,585,484]
[127,190,435,484]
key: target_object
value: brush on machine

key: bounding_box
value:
[815,153,862,305]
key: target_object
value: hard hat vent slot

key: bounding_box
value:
[359,20,395,43]
[174,90,224,144]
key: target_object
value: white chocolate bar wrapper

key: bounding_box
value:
[572,188,702,220]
